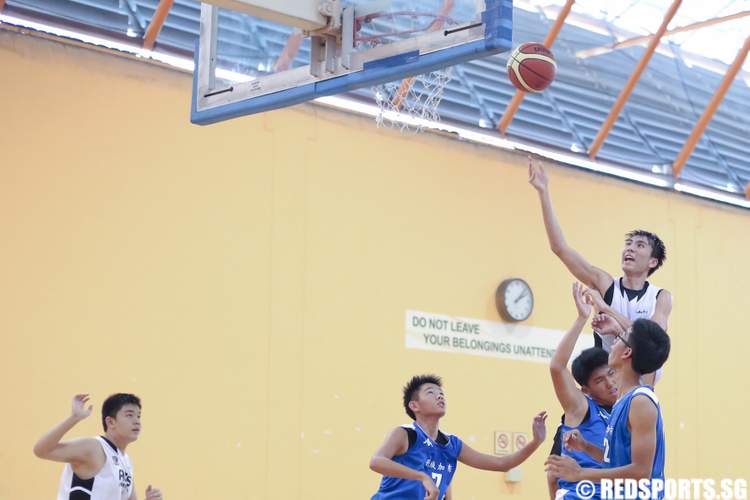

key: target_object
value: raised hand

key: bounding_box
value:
[145,485,163,500]
[562,429,586,452]
[527,156,549,193]
[583,287,607,314]
[572,283,591,319]
[531,411,548,443]
[71,394,93,421]
[421,475,439,500]
[591,313,623,336]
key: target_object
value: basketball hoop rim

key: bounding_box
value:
[354,11,458,44]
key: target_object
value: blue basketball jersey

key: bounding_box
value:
[372,423,463,500]
[604,386,665,497]
[557,396,610,500]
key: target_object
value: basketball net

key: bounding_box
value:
[372,68,453,132]
[359,1,456,132]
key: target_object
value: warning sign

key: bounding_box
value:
[494,431,511,456]
[512,432,529,452]
[405,310,593,364]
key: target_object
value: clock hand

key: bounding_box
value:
[514,290,528,304]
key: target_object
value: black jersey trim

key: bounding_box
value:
[404,427,449,448]
[619,277,650,301]
[436,430,449,445]
[405,427,417,449]
[69,473,94,499]
[100,436,118,453]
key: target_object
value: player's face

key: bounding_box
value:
[107,404,142,443]
[621,236,657,275]
[415,383,446,417]
[584,366,618,406]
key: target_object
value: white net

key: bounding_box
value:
[372,68,453,132]
[355,4,458,133]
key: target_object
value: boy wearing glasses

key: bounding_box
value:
[545,319,670,498]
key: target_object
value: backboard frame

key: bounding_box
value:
[191,0,513,125]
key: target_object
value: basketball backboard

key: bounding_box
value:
[191,0,513,125]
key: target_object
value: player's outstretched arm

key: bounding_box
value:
[528,157,613,292]
[584,288,634,332]
[591,313,625,338]
[33,394,101,467]
[369,427,439,500]
[459,412,547,472]
[550,284,591,423]
[546,397,658,481]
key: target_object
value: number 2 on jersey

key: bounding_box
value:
[603,437,610,464]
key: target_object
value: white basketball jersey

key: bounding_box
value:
[601,277,661,353]
[57,436,133,500]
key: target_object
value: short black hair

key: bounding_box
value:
[102,393,141,432]
[571,348,609,387]
[629,319,670,375]
[402,374,441,420]
[626,230,666,276]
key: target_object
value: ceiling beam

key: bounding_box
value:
[672,35,750,178]
[577,10,750,59]
[143,0,173,50]
[588,0,682,160]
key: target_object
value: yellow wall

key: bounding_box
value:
[1,30,748,500]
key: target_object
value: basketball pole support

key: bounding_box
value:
[672,35,750,179]
[497,0,574,135]
[143,0,174,50]
[587,0,682,160]
[576,10,750,59]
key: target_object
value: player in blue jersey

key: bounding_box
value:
[370,375,548,500]
[549,283,617,500]
[545,318,670,496]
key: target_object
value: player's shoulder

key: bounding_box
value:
[391,425,413,437]
[631,386,659,403]
[437,430,462,448]
[628,391,660,421]
[65,437,107,470]
[69,436,102,452]
[390,425,416,444]
[655,288,672,299]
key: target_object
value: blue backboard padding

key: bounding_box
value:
[191,36,513,125]
[483,0,513,50]
[363,51,420,70]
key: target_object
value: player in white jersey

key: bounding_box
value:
[528,157,672,498]
[527,157,672,352]
[34,393,163,500]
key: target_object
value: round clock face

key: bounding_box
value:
[497,278,534,322]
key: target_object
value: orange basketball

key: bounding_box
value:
[506,42,557,93]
